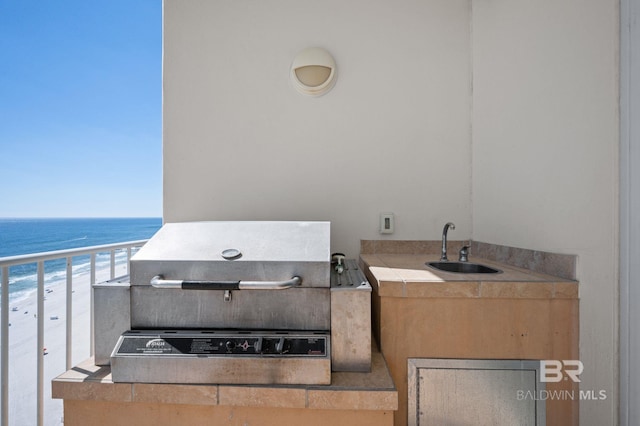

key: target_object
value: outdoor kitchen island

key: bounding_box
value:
[53,222,397,425]
[52,347,397,426]
[361,240,579,426]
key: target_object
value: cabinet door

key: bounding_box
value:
[408,359,545,426]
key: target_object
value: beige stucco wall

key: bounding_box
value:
[162,0,473,257]
[163,0,619,424]
[471,1,619,424]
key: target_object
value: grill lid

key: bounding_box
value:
[130,221,330,288]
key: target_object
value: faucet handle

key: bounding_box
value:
[459,245,469,262]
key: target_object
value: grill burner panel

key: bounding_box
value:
[110,330,331,385]
[114,330,328,357]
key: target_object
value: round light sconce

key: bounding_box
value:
[290,47,337,97]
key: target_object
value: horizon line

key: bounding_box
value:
[0,216,162,220]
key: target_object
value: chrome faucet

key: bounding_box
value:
[440,222,455,261]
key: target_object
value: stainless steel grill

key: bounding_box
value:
[93,221,370,386]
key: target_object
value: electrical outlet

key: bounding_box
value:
[379,213,394,234]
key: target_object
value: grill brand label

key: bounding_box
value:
[142,338,172,354]
[146,339,166,349]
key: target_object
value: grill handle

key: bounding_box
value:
[150,275,302,290]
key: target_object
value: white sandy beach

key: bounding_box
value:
[6,263,128,426]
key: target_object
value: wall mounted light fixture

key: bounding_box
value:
[290,47,337,97]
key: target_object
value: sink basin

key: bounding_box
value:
[427,261,502,274]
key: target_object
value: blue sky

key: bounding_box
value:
[0,1,162,218]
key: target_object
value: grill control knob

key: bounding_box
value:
[225,340,236,351]
[275,337,285,354]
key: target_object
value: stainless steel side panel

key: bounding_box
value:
[93,279,131,366]
[130,221,330,288]
[330,261,372,372]
[130,287,330,330]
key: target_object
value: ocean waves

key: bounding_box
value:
[1,217,161,304]
[5,249,136,304]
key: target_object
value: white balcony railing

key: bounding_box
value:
[0,240,148,426]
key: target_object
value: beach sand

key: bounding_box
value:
[6,263,128,426]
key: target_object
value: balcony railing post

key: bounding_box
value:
[110,250,115,280]
[127,247,132,275]
[66,257,73,370]
[37,261,44,426]
[90,254,96,358]
[1,266,9,426]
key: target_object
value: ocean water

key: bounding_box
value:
[0,218,162,302]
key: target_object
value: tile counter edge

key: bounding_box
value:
[52,352,398,412]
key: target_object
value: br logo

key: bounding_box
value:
[540,360,583,382]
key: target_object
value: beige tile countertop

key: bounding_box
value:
[52,350,397,412]
[361,253,578,299]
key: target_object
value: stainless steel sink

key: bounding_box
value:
[427,261,502,274]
